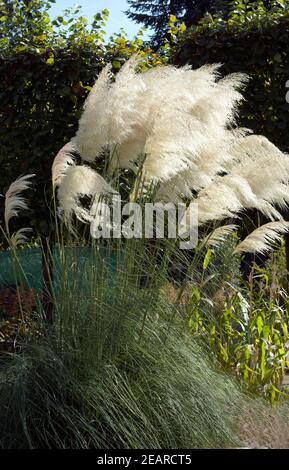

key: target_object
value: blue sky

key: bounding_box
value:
[49,0,149,39]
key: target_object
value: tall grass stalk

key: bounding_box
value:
[2,232,289,448]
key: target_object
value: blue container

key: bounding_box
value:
[0,247,118,292]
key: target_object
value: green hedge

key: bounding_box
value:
[0,46,106,236]
[0,46,162,239]
[2,2,289,240]
[0,1,163,240]
[172,9,289,151]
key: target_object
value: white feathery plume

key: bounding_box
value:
[180,132,289,227]
[231,135,289,184]
[10,227,33,248]
[234,221,289,255]
[72,64,112,161]
[4,174,34,234]
[190,72,247,132]
[141,63,222,116]
[140,71,245,183]
[140,70,247,184]
[106,59,150,173]
[106,56,148,146]
[230,156,289,214]
[203,224,238,248]
[73,58,247,183]
[73,57,149,165]
[110,134,148,173]
[52,141,77,187]
[193,176,252,225]
[69,58,289,249]
[188,178,280,227]
[155,129,242,202]
[57,165,117,228]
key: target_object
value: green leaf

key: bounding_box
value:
[260,341,266,380]
[46,56,54,65]
[257,316,264,336]
[203,248,213,270]
[112,60,121,70]
[218,341,228,363]
[262,325,270,341]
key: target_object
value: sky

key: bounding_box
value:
[49,0,149,39]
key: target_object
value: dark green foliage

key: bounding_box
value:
[172,4,289,152]
[0,241,238,448]
[125,1,278,47]
[0,48,105,237]
[0,2,161,242]
[0,1,107,238]
[126,0,227,46]
[1,239,287,449]
[217,0,281,18]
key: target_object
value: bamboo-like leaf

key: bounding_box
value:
[203,248,213,270]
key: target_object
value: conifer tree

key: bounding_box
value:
[125,0,216,46]
[125,0,278,47]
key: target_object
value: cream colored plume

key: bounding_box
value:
[57,165,117,228]
[3,174,34,247]
[4,174,34,233]
[73,57,149,164]
[204,224,238,248]
[10,227,33,248]
[234,221,289,255]
[181,133,289,227]
[73,57,248,185]
[72,64,112,161]
[62,58,289,250]
[52,141,77,187]
[139,68,246,183]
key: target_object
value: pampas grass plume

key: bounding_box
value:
[4,174,34,234]
[234,221,289,255]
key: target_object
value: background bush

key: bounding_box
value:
[1,2,289,237]
[0,1,163,239]
[172,3,289,151]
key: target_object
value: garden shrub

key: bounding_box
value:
[172,3,289,151]
[0,2,164,240]
[187,239,289,404]
[1,239,289,449]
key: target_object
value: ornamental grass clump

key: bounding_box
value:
[53,56,289,256]
[2,56,289,450]
[1,241,289,449]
